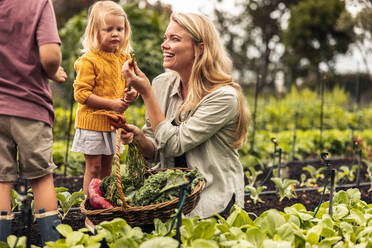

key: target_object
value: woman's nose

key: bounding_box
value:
[161,40,169,50]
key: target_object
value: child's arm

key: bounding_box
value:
[39,43,61,79]
[84,94,129,113]
[49,66,67,84]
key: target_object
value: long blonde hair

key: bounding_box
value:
[82,1,132,54]
[172,13,250,149]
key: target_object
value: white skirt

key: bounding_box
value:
[71,129,122,155]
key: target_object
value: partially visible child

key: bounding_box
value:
[71,1,137,229]
[0,0,67,244]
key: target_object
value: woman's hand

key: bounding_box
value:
[123,87,138,103]
[120,123,141,145]
[122,61,151,96]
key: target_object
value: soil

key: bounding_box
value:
[9,158,372,247]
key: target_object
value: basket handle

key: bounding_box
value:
[115,128,130,208]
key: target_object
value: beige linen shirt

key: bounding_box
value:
[142,71,245,218]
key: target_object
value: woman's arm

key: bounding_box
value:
[122,60,165,132]
[155,87,239,157]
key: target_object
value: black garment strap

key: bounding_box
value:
[219,193,235,219]
[171,120,188,168]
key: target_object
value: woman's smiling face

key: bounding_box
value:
[161,21,195,76]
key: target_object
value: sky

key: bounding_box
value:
[148,0,215,14]
[148,0,371,74]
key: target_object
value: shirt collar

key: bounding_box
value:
[170,73,182,98]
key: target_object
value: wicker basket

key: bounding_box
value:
[80,128,204,226]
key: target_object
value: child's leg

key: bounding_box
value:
[101,154,113,179]
[0,182,13,242]
[0,182,12,213]
[83,154,102,196]
[29,173,57,212]
[31,174,61,246]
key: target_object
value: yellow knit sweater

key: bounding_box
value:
[73,50,130,131]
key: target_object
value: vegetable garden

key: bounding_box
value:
[5,85,372,248]
[3,0,372,247]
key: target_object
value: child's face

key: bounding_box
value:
[99,14,125,53]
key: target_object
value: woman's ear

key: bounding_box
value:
[199,42,204,55]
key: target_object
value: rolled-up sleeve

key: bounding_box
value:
[73,57,96,104]
[142,111,161,163]
[155,87,238,158]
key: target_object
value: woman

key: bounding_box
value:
[121,13,250,218]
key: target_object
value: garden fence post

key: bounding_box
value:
[354,63,360,109]
[175,184,187,247]
[356,149,362,188]
[328,169,335,218]
[319,75,325,153]
[64,74,75,176]
[14,161,32,248]
[271,138,278,168]
[291,112,298,161]
[277,148,282,178]
[350,124,354,146]
[249,73,262,153]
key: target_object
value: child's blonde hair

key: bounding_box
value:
[82,1,132,54]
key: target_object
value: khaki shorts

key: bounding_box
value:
[0,115,56,182]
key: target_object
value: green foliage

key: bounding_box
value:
[252,86,372,132]
[53,140,85,176]
[55,187,85,220]
[300,165,325,187]
[245,185,267,204]
[9,188,372,247]
[284,0,354,70]
[124,1,169,81]
[241,128,372,170]
[100,168,203,207]
[271,177,299,201]
[54,1,170,108]
[53,104,77,141]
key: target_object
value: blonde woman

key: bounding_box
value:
[71,1,137,230]
[121,13,250,219]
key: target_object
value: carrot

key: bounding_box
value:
[106,113,127,129]
[88,178,113,209]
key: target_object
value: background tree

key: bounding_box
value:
[283,0,354,89]
[354,7,372,76]
[213,0,300,90]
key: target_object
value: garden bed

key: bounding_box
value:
[9,158,372,247]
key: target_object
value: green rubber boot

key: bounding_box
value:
[36,208,61,246]
[0,211,13,243]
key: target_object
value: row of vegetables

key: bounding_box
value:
[6,188,371,248]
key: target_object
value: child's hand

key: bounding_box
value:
[50,66,67,84]
[111,98,129,113]
[123,87,138,103]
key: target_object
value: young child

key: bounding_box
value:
[71,1,137,229]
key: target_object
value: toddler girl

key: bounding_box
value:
[71,0,137,224]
